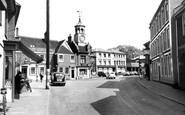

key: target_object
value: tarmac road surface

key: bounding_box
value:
[48,76,185,115]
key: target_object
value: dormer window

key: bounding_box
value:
[30,45,35,48]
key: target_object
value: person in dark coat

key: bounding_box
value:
[40,73,44,83]
[15,71,22,99]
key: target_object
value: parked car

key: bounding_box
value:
[130,71,138,75]
[106,72,116,79]
[50,72,66,86]
[98,72,106,77]
[122,71,130,76]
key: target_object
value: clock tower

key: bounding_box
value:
[74,11,86,46]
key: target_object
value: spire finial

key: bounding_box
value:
[77,11,83,25]
[77,11,82,18]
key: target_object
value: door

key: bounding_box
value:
[22,66,27,78]
[71,69,75,78]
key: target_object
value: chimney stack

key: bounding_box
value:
[15,28,19,39]
[68,34,72,44]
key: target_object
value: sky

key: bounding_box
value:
[16,0,162,50]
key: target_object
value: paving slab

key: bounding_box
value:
[137,78,185,106]
[6,81,50,115]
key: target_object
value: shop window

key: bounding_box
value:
[30,67,36,75]
[80,69,87,75]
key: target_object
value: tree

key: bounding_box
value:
[108,45,143,62]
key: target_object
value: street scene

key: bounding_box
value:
[1,0,185,115]
[6,75,185,115]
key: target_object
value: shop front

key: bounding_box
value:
[4,41,43,102]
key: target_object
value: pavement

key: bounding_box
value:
[6,81,50,115]
[4,76,185,115]
[137,77,185,106]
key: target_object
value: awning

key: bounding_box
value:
[0,0,7,10]
[19,42,43,63]
[4,40,43,63]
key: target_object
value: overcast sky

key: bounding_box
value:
[16,0,161,50]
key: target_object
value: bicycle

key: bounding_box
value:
[21,79,32,92]
[1,88,7,115]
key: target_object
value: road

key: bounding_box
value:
[48,76,185,115]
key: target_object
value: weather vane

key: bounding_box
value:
[77,11,82,18]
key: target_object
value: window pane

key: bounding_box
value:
[65,67,69,74]
[59,67,63,72]
[31,67,35,74]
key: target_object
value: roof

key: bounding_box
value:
[20,36,58,50]
[55,40,73,54]
[75,17,85,27]
[173,1,185,17]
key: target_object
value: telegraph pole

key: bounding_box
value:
[45,0,50,89]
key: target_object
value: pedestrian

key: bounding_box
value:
[15,71,22,99]
[36,75,38,82]
[40,73,44,83]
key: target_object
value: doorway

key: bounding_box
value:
[71,69,75,78]
[179,53,185,88]
[22,66,27,78]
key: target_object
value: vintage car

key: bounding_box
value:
[50,72,66,86]
[106,72,116,79]
[98,72,106,77]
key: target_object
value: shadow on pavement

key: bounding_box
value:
[90,77,140,115]
[90,77,185,115]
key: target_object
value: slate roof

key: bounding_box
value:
[20,36,58,50]
[58,46,73,54]
[54,40,73,54]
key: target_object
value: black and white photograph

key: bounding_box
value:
[0,0,185,115]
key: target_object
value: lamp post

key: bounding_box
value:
[45,0,50,89]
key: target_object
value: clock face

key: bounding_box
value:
[79,35,85,42]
